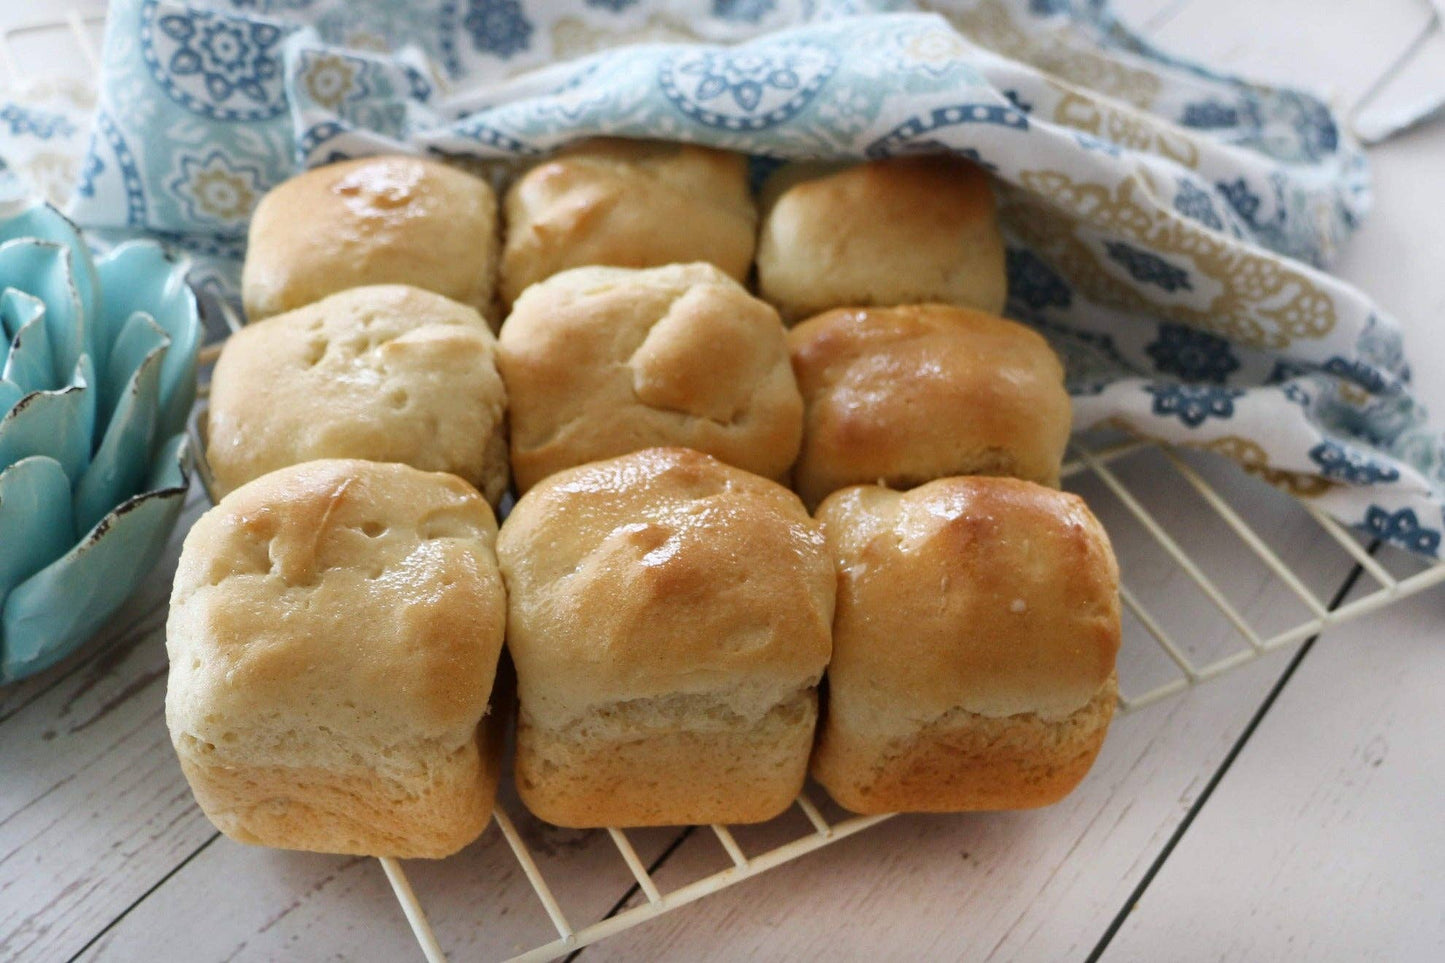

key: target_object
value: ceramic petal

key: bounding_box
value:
[1,289,46,361]
[0,203,99,330]
[0,239,86,377]
[74,320,167,533]
[2,309,58,396]
[0,203,199,683]
[98,310,170,433]
[96,242,200,439]
[1,435,190,683]
[0,456,74,603]
[0,370,94,486]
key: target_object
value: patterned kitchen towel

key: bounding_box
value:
[0,79,93,207]
[23,0,1445,557]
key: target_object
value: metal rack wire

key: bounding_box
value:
[13,13,1445,963]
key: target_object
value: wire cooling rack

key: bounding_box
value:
[15,12,1445,962]
[188,303,1445,963]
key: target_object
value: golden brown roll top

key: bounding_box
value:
[787,304,1071,509]
[500,138,756,308]
[207,284,509,504]
[498,263,802,493]
[812,477,1121,814]
[166,459,507,857]
[498,448,834,827]
[242,155,500,323]
[756,156,1007,322]
[499,447,833,719]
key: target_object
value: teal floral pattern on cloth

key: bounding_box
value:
[2,0,1443,557]
[141,1,288,119]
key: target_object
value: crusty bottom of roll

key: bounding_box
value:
[812,674,1117,815]
[516,690,817,828]
[176,712,502,859]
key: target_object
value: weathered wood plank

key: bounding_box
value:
[1148,0,1431,110]
[1099,573,1445,962]
[585,656,1307,961]
[0,484,211,963]
[0,609,212,961]
[78,793,685,962]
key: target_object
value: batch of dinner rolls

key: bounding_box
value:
[166,140,1121,859]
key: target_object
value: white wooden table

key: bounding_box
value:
[3,1,1444,960]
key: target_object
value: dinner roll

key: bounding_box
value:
[243,155,499,323]
[811,478,1120,814]
[498,448,834,827]
[207,285,508,504]
[788,304,1070,509]
[166,460,507,857]
[498,263,802,493]
[756,156,1006,322]
[499,138,755,308]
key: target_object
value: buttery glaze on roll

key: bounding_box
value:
[499,138,756,308]
[811,477,1121,814]
[207,285,509,504]
[242,154,500,324]
[756,155,1006,322]
[497,448,834,828]
[787,303,1070,509]
[166,460,507,858]
[498,263,802,493]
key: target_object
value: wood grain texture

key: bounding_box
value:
[1100,578,1445,962]
[0,493,681,962]
[1147,0,1432,110]
[0,490,212,963]
[77,790,687,962]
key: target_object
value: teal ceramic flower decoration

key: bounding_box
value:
[0,201,200,683]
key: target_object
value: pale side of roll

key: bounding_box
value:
[166,459,507,858]
[812,477,1121,814]
[499,138,755,308]
[498,263,802,492]
[757,155,1007,322]
[497,447,834,828]
[788,303,1070,508]
[242,154,500,324]
[207,284,509,505]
